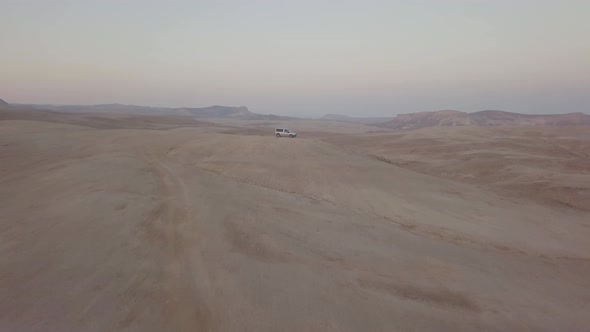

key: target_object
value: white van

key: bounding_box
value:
[275,128,297,138]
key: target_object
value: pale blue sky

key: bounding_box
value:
[1,0,589,116]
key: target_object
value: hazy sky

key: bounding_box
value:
[1,0,589,116]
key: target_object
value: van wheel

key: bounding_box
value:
[276,133,281,137]
[289,134,294,138]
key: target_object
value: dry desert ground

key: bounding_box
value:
[1,112,590,331]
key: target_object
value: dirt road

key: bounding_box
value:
[1,119,589,331]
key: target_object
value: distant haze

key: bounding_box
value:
[1,0,589,117]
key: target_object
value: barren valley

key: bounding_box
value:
[1,107,590,331]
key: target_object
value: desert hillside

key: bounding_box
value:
[324,126,590,211]
[375,110,590,129]
[1,110,589,331]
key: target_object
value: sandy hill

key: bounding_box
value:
[0,98,8,107]
[375,110,590,129]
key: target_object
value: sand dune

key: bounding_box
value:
[1,114,589,331]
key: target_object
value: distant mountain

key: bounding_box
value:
[321,113,395,124]
[0,106,214,130]
[374,110,590,129]
[0,98,8,107]
[10,103,295,120]
[11,103,171,115]
[322,114,355,121]
[177,105,258,118]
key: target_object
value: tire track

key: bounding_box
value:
[144,150,220,331]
